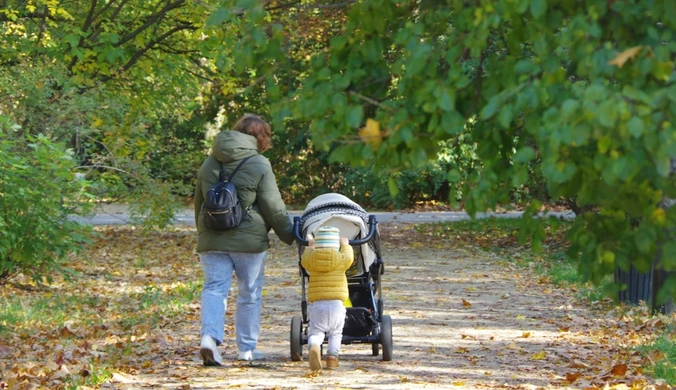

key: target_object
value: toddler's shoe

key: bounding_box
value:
[308,344,322,372]
[325,355,339,369]
[200,335,222,366]
[237,349,264,361]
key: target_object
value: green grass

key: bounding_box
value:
[0,294,97,335]
[118,281,201,330]
[64,364,113,390]
[134,281,200,310]
[636,326,676,385]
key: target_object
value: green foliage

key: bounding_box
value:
[4,0,675,304]
[230,0,676,300]
[0,119,94,283]
[0,1,217,229]
[341,162,453,209]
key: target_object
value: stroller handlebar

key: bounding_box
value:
[293,215,377,247]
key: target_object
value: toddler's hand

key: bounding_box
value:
[340,237,349,246]
[308,238,315,248]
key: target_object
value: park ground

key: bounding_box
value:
[1,221,675,389]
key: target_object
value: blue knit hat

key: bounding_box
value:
[314,226,340,250]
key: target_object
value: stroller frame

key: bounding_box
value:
[290,210,393,362]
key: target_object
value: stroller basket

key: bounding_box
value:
[289,193,393,362]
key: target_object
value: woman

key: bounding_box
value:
[194,114,294,366]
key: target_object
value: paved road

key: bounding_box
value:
[74,207,575,226]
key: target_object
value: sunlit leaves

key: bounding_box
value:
[359,118,383,149]
[608,46,644,68]
[0,126,94,283]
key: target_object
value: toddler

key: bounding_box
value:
[301,226,354,371]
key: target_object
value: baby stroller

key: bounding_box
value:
[290,193,393,361]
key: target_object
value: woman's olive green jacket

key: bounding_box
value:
[194,130,294,253]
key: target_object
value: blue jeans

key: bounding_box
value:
[199,251,267,352]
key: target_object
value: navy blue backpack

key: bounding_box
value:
[203,156,253,230]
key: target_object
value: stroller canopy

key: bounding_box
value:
[300,193,378,274]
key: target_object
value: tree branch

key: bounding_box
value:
[109,0,131,23]
[348,91,394,112]
[99,23,196,82]
[73,165,129,174]
[314,1,357,9]
[266,0,356,12]
[180,66,215,83]
[266,1,301,12]
[157,44,201,55]
[67,0,98,72]
[32,5,49,61]
[91,0,119,22]
[470,50,486,115]
[82,0,98,32]
[88,0,131,42]
[115,0,187,48]
[223,75,268,100]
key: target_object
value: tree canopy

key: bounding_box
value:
[2,0,676,302]
[231,0,676,301]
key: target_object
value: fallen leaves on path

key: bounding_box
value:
[0,223,673,389]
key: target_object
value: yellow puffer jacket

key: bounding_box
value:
[301,245,354,303]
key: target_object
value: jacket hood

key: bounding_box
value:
[212,130,259,163]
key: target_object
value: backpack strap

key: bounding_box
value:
[227,156,253,182]
[218,162,226,182]
[223,156,257,211]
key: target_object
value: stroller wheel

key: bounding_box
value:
[381,315,393,361]
[371,342,379,356]
[290,315,303,361]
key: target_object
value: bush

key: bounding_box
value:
[340,162,455,210]
[0,119,94,284]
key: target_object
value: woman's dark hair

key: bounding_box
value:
[232,114,272,152]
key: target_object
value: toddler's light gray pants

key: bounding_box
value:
[307,300,346,356]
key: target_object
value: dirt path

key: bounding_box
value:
[94,223,654,390]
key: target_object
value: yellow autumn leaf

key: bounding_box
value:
[531,350,547,360]
[358,118,383,149]
[452,381,465,386]
[461,299,472,308]
[651,208,666,226]
[521,331,531,338]
[608,46,643,68]
[305,370,320,378]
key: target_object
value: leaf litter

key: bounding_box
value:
[0,223,673,389]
